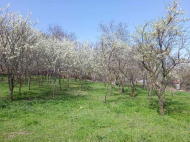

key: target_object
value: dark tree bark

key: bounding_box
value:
[163,92,166,108]
[38,72,41,87]
[52,77,56,99]
[41,74,43,86]
[80,75,83,91]
[28,75,31,90]
[121,84,125,93]
[130,75,135,97]
[67,74,70,90]
[19,82,22,95]
[59,73,61,91]
[8,76,14,101]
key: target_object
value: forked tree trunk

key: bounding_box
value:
[153,82,164,115]
[149,72,165,115]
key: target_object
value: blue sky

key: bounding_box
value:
[1,0,190,42]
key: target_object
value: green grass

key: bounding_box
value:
[0,77,190,142]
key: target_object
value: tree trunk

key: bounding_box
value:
[148,86,152,102]
[75,73,77,83]
[130,80,135,97]
[161,81,166,108]
[8,77,14,101]
[163,92,166,108]
[158,95,164,115]
[121,83,125,93]
[110,83,113,96]
[92,74,95,82]
[1,74,4,81]
[85,73,87,83]
[104,84,108,103]
[49,74,51,84]
[143,73,146,88]
[47,73,49,84]
[41,75,43,86]
[67,76,70,90]
[131,86,135,97]
[19,82,22,95]
[28,76,31,90]
[118,80,121,91]
[38,79,40,87]
[38,73,41,87]
[53,78,56,99]
[59,74,61,91]
[45,72,47,80]
[149,72,165,115]
[35,76,37,82]
[25,71,27,81]
[10,87,13,101]
[170,88,173,96]
[80,75,82,91]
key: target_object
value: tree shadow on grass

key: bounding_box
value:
[10,84,89,102]
[1,79,95,102]
[72,85,93,91]
[164,98,188,115]
[148,98,187,115]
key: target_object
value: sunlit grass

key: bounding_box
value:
[0,77,190,142]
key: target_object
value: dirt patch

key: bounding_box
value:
[8,131,28,138]
[166,87,190,93]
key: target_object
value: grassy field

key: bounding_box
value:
[0,77,190,142]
